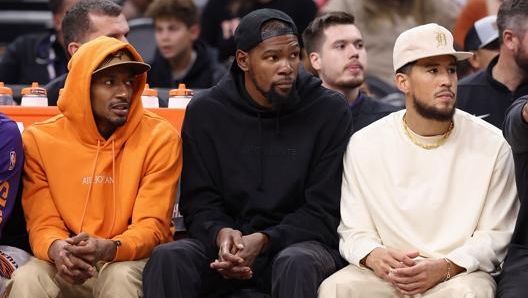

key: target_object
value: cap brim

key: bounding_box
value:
[479,37,499,49]
[93,61,151,75]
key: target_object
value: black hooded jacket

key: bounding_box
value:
[180,65,353,254]
[147,39,227,89]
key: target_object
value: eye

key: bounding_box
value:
[290,51,300,59]
[355,41,364,50]
[104,79,114,85]
[266,55,278,62]
[334,42,345,49]
[125,79,134,86]
[447,67,457,74]
[427,68,438,74]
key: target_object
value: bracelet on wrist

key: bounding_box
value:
[442,257,452,281]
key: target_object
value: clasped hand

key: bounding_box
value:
[210,228,268,280]
[49,232,117,285]
[365,247,447,295]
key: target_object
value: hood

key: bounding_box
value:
[58,36,147,145]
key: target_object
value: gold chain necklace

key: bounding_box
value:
[402,115,454,150]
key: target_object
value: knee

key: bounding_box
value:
[273,242,333,272]
[11,257,53,283]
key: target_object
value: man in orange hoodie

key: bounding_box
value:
[7,36,182,297]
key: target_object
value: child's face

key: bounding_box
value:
[154,17,198,61]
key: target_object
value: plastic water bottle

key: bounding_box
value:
[141,84,159,108]
[168,83,193,109]
[0,82,14,106]
[21,82,48,107]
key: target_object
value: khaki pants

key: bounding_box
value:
[5,256,147,298]
[318,264,496,298]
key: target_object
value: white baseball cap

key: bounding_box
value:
[393,23,472,72]
[464,15,499,51]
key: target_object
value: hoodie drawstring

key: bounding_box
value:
[79,139,101,233]
[78,139,117,239]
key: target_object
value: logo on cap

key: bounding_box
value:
[436,32,447,48]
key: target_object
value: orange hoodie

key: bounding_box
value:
[22,36,182,261]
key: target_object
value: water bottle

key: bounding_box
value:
[141,84,159,108]
[21,82,48,107]
[168,83,193,109]
[0,82,14,106]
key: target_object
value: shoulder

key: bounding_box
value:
[455,109,507,145]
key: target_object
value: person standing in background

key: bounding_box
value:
[457,0,528,128]
[0,0,80,85]
[303,11,401,134]
[145,0,226,89]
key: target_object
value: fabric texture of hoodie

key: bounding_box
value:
[22,36,182,261]
[180,64,353,255]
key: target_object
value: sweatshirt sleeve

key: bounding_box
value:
[503,97,528,153]
[180,125,237,248]
[22,129,71,261]
[446,144,519,273]
[337,136,385,266]
[112,129,182,261]
[261,107,353,254]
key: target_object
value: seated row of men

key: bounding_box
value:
[2,2,528,297]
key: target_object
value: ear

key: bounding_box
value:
[189,24,200,41]
[309,52,322,71]
[236,49,249,72]
[67,42,82,57]
[467,51,480,70]
[502,29,516,51]
[394,72,410,94]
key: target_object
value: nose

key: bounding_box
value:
[115,82,131,98]
[348,44,359,59]
[278,58,293,75]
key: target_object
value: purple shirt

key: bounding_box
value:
[0,113,23,237]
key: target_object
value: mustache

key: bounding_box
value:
[434,89,455,97]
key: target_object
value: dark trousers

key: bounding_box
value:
[142,238,344,298]
[496,243,528,298]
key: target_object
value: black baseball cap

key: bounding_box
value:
[234,8,298,52]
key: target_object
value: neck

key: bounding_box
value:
[404,110,452,136]
[493,50,528,91]
[324,83,360,105]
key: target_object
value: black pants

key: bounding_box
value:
[496,243,528,298]
[142,238,344,298]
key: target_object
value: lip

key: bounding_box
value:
[110,102,129,116]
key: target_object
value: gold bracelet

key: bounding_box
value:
[442,257,452,281]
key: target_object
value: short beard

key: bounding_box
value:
[413,95,455,122]
[251,74,299,110]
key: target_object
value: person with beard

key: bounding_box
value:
[318,23,519,297]
[145,0,227,89]
[457,0,528,129]
[142,8,353,298]
[303,11,401,134]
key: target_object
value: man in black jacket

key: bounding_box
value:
[142,8,353,298]
[456,0,528,129]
